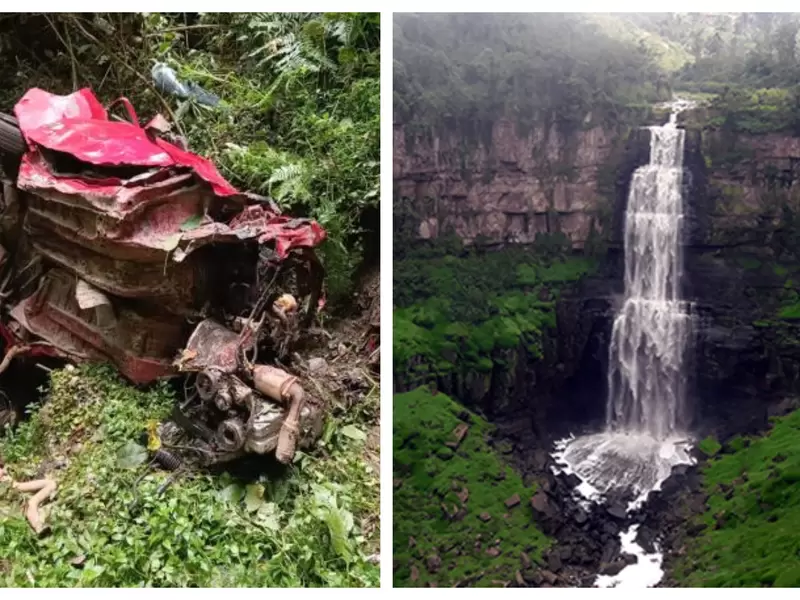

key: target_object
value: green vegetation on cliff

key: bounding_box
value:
[672,408,800,587]
[393,237,596,387]
[393,387,549,587]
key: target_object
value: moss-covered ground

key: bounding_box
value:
[672,408,800,587]
[393,387,550,587]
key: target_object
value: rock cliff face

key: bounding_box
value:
[395,111,800,440]
[394,119,636,248]
[681,126,800,438]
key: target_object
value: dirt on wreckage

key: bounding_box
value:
[0,88,379,490]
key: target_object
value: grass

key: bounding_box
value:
[672,408,800,587]
[393,387,550,587]
[0,365,379,587]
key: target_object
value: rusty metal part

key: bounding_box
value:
[252,365,307,464]
[196,369,223,401]
[10,269,183,383]
[181,319,254,374]
[216,419,246,453]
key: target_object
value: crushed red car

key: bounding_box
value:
[0,88,328,464]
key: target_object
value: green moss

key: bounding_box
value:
[774,265,790,277]
[778,303,800,320]
[393,388,550,587]
[672,408,800,587]
[394,246,596,385]
[699,436,722,457]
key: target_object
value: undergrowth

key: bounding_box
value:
[393,387,549,587]
[672,408,800,587]
[0,365,379,587]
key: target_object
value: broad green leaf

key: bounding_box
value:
[340,424,366,442]
[218,483,245,505]
[116,441,148,469]
[323,506,353,562]
[244,483,265,512]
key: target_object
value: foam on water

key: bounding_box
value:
[595,525,664,588]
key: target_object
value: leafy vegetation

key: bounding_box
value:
[671,407,800,587]
[0,365,378,587]
[393,13,668,136]
[393,387,549,587]
[394,236,596,383]
[0,12,379,301]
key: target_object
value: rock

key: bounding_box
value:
[308,357,328,375]
[410,565,419,582]
[457,487,469,504]
[487,547,501,558]
[686,521,707,536]
[621,552,637,565]
[559,546,573,561]
[479,512,492,522]
[573,508,588,524]
[599,559,627,576]
[602,521,620,536]
[427,582,438,588]
[515,571,527,587]
[547,552,562,572]
[541,570,559,585]
[70,555,86,567]
[558,472,581,489]
[446,423,469,449]
[505,493,521,508]
[530,492,558,519]
[635,527,657,553]
[521,552,532,569]
[541,473,557,493]
[408,536,416,548]
[426,555,441,574]
[606,503,627,520]
[533,449,549,471]
[600,540,621,564]
[524,569,544,586]
[393,478,403,489]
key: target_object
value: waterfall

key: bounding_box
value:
[553,103,694,509]
[607,113,690,440]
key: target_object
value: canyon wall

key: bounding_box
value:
[395,112,800,439]
[393,119,642,248]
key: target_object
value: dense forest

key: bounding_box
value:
[394,13,666,133]
[394,12,800,135]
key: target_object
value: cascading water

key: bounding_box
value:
[554,102,695,507]
[551,100,697,587]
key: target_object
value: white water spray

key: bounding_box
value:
[552,101,697,587]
